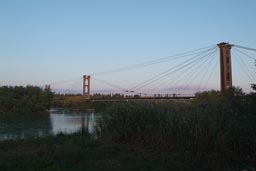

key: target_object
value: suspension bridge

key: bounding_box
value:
[49,42,256,100]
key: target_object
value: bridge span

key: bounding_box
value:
[89,93,195,102]
[48,42,256,96]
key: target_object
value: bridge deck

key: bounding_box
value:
[89,96,194,102]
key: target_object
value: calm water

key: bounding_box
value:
[0,109,100,140]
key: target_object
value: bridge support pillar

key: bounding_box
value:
[83,75,91,99]
[218,42,233,94]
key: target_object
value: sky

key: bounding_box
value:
[0,0,256,94]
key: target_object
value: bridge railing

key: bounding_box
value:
[90,93,195,100]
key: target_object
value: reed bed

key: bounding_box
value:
[99,91,256,167]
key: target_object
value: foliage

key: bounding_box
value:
[99,100,178,144]
[53,95,116,112]
[99,87,256,168]
[0,131,250,171]
[0,85,54,114]
[251,84,256,92]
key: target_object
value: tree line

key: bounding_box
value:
[0,85,54,114]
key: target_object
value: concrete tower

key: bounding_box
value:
[83,75,91,99]
[218,42,233,94]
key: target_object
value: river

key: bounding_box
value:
[0,109,100,140]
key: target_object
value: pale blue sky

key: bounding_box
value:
[0,0,256,93]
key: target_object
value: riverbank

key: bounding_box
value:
[0,132,250,171]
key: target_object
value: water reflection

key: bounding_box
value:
[50,112,96,134]
[0,109,99,140]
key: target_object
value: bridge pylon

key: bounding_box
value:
[218,42,233,94]
[83,75,91,99]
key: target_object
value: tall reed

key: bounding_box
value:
[99,90,256,165]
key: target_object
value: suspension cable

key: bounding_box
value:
[233,48,256,60]
[196,49,218,91]
[232,51,256,83]
[202,56,219,90]
[50,77,82,86]
[176,49,217,93]
[129,47,217,92]
[233,44,256,52]
[91,45,217,76]
[92,77,127,92]
[148,48,217,93]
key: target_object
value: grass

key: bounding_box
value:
[0,132,245,171]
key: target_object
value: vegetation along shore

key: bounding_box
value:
[0,85,255,171]
[0,85,54,115]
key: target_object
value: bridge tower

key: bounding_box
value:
[83,75,91,99]
[218,42,233,94]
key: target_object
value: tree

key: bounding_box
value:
[0,85,54,114]
[251,84,256,92]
